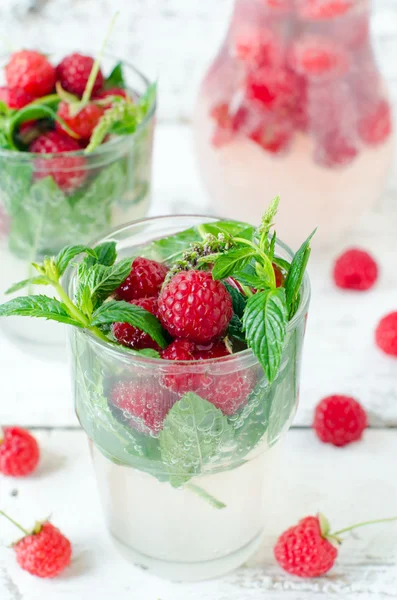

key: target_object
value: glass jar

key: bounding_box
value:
[193,0,394,249]
[64,215,310,582]
[0,53,155,351]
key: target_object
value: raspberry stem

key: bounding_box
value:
[332,516,397,537]
[0,510,30,536]
[186,483,226,510]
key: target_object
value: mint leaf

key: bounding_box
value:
[6,276,51,295]
[159,392,234,487]
[228,313,246,343]
[212,247,258,280]
[76,258,132,309]
[223,282,246,318]
[93,241,117,267]
[233,269,269,290]
[91,300,167,348]
[242,288,288,382]
[0,295,83,326]
[105,62,126,89]
[55,245,96,276]
[257,196,280,251]
[272,256,291,274]
[285,230,315,318]
[78,284,93,317]
[135,348,161,358]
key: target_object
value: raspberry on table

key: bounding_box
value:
[333,248,378,290]
[0,426,39,477]
[14,522,71,578]
[5,50,56,98]
[313,395,367,447]
[158,270,233,344]
[111,380,176,434]
[358,100,392,146]
[56,53,104,98]
[289,36,349,79]
[115,257,168,301]
[56,101,104,141]
[112,297,161,351]
[274,515,338,577]
[375,312,397,357]
[0,86,35,109]
[30,131,87,194]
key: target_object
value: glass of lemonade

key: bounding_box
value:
[64,215,310,581]
[0,53,155,351]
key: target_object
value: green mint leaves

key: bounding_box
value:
[0,295,83,327]
[104,62,126,89]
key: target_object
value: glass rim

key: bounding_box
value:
[0,53,156,161]
[65,214,311,369]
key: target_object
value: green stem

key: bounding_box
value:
[88,325,112,343]
[0,511,30,536]
[332,517,397,537]
[53,282,89,327]
[186,483,226,510]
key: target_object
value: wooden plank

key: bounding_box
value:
[0,429,396,599]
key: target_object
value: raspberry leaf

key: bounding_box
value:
[242,288,288,382]
[212,247,258,280]
[55,245,96,277]
[285,230,315,318]
[105,62,126,89]
[5,276,51,295]
[0,295,83,326]
[91,300,167,348]
[159,392,234,487]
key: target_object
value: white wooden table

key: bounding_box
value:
[1,124,397,599]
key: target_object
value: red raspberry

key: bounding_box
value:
[56,53,104,98]
[315,132,358,168]
[160,339,208,395]
[210,103,247,148]
[358,100,392,146]
[0,426,39,477]
[0,86,35,109]
[246,66,299,113]
[249,121,293,154]
[115,257,168,301]
[205,370,253,415]
[274,515,338,577]
[263,0,291,12]
[111,380,176,434]
[333,248,378,291]
[5,51,56,98]
[158,271,233,344]
[273,263,284,287]
[30,131,86,194]
[297,0,354,20]
[314,395,367,447]
[232,24,282,68]
[112,297,161,351]
[195,341,230,359]
[162,339,197,361]
[14,522,71,578]
[289,36,349,79]
[56,101,104,141]
[375,312,397,357]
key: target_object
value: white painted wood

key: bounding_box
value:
[0,1,396,120]
[1,124,397,428]
[0,429,396,599]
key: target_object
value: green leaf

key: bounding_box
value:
[285,229,315,318]
[0,295,83,326]
[233,269,269,290]
[257,196,280,247]
[197,220,254,240]
[9,103,79,140]
[55,245,96,276]
[5,276,51,295]
[242,288,288,382]
[105,62,126,89]
[78,284,93,317]
[223,283,246,318]
[76,258,132,309]
[94,241,117,267]
[91,300,167,348]
[212,247,258,280]
[159,392,234,487]
[135,348,161,358]
[272,256,291,274]
[227,313,246,343]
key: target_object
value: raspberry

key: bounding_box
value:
[297,0,354,20]
[195,341,230,359]
[289,36,349,79]
[246,66,299,113]
[0,86,35,109]
[315,132,358,168]
[314,395,367,447]
[95,87,128,102]
[210,103,247,148]
[263,0,291,12]
[358,100,392,146]
[249,121,293,154]
[14,522,71,578]
[30,131,86,194]
[274,515,338,577]
[158,271,233,344]
[112,297,161,351]
[111,380,176,434]
[162,339,197,361]
[375,312,397,357]
[333,248,378,290]
[232,24,282,68]
[56,53,104,98]
[160,339,208,395]
[5,50,56,98]
[205,370,253,415]
[273,263,284,287]
[56,101,104,141]
[0,427,39,477]
[115,257,168,301]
